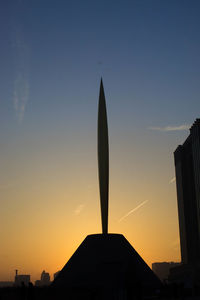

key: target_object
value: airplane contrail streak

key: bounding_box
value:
[118,200,149,222]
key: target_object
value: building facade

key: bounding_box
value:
[14,270,30,286]
[174,119,200,264]
[152,262,180,282]
[35,270,51,286]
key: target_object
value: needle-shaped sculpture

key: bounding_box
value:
[98,79,109,234]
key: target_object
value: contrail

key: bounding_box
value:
[118,200,149,222]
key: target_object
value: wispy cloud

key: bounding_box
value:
[169,177,176,184]
[118,200,148,222]
[74,204,85,216]
[14,73,29,123]
[12,25,29,123]
[148,124,190,132]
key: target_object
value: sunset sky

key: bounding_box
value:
[1,0,200,282]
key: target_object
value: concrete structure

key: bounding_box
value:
[98,79,109,234]
[168,263,200,285]
[53,271,60,279]
[172,119,200,285]
[51,81,161,299]
[41,270,50,284]
[152,262,180,282]
[14,270,30,286]
[35,270,50,286]
[174,119,200,264]
[52,234,161,292]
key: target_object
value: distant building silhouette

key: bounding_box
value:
[41,270,50,283]
[35,270,50,286]
[174,119,200,264]
[152,262,180,282]
[14,269,30,286]
[53,271,60,280]
[0,281,14,287]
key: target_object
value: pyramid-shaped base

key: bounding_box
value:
[52,234,161,291]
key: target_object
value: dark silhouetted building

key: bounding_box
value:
[173,119,200,284]
[152,262,180,282]
[35,270,50,286]
[53,271,60,280]
[174,119,200,264]
[41,270,50,283]
[14,270,30,286]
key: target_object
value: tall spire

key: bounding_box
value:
[98,78,109,234]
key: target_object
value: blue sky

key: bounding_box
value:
[1,0,200,281]
[1,0,200,129]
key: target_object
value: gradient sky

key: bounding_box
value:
[1,0,200,282]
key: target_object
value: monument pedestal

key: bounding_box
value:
[52,234,161,297]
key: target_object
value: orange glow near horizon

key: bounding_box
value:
[0,169,181,282]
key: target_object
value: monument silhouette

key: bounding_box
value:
[51,79,161,296]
